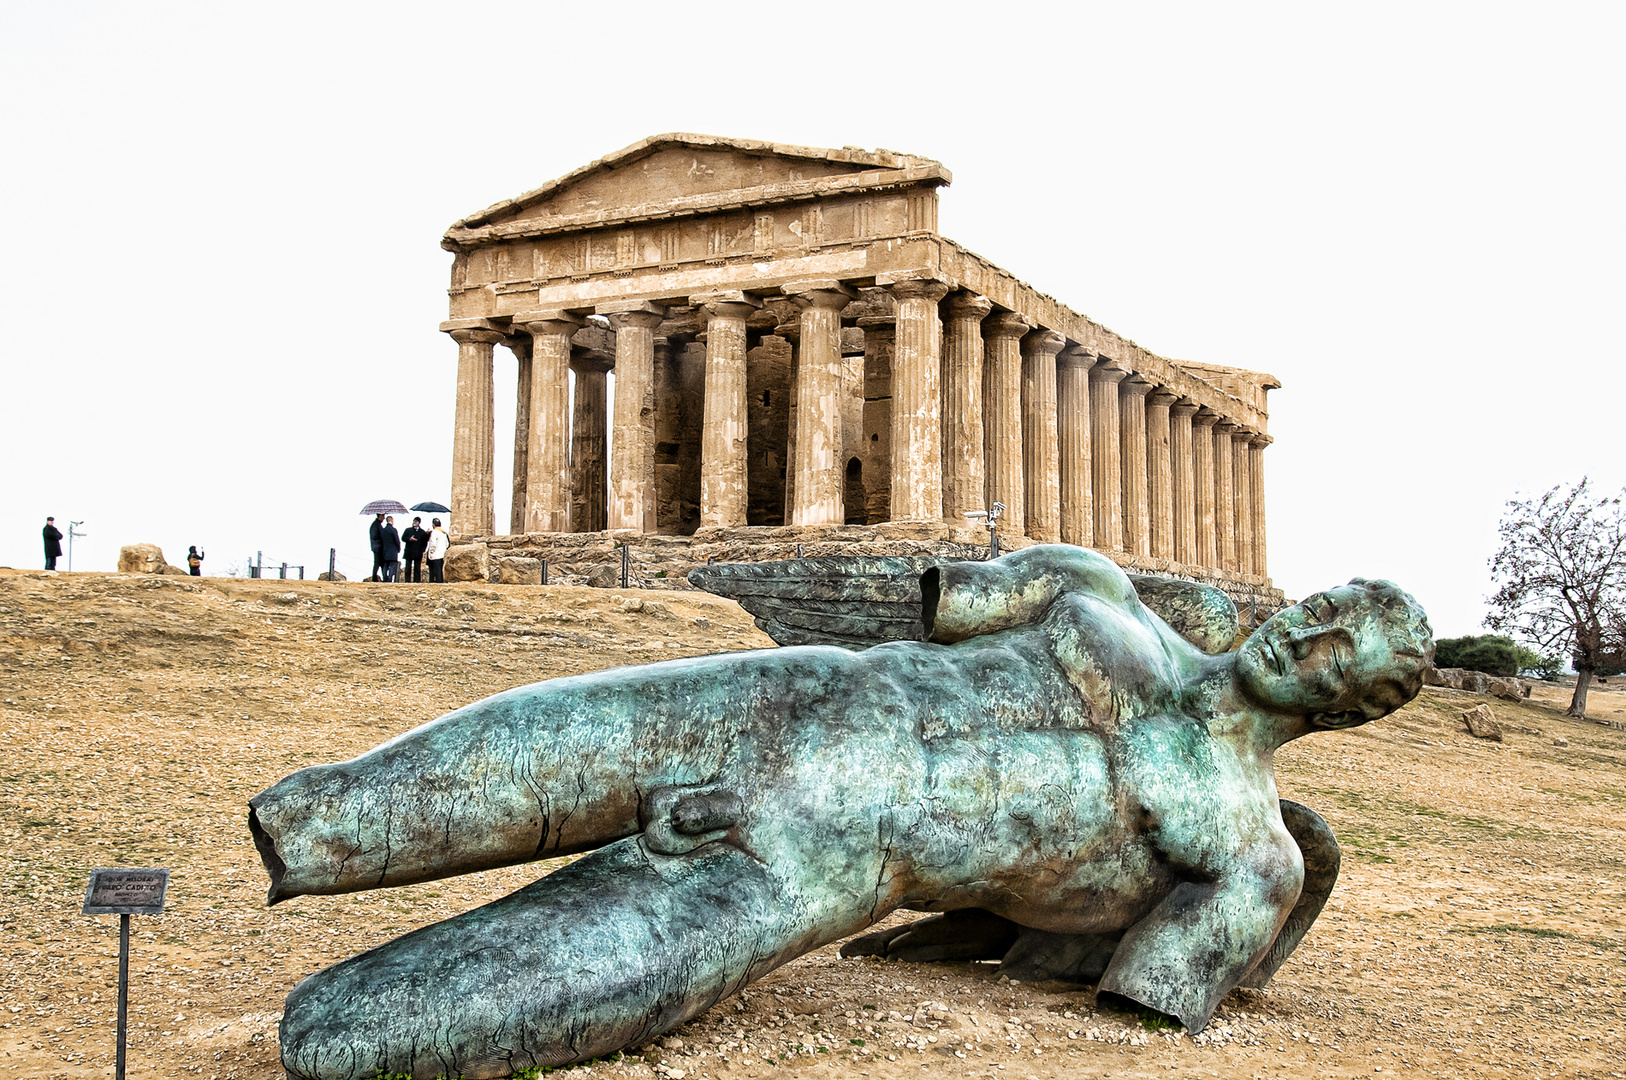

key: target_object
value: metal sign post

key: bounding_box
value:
[83,869,169,1080]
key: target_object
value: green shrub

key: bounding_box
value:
[1433,635,1558,678]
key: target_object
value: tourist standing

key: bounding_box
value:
[379,515,402,583]
[400,517,430,584]
[42,517,63,570]
[369,512,385,581]
[187,545,205,576]
[425,518,449,583]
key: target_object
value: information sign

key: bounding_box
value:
[83,869,169,915]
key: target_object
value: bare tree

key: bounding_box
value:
[1487,478,1626,719]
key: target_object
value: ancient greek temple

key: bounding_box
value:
[440,134,1280,598]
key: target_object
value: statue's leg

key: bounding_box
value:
[1238,800,1341,989]
[279,837,821,1080]
[1094,838,1302,1033]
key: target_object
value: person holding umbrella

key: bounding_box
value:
[400,517,430,584]
[361,500,410,582]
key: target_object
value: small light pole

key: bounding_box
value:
[67,520,85,571]
[965,502,1005,559]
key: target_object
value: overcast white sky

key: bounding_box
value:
[2,2,1621,637]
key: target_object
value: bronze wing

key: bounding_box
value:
[686,556,1240,655]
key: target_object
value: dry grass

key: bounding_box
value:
[2,568,1623,1080]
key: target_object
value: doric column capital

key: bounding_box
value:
[1089,361,1130,385]
[856,315,896,337]
[514,309,586,339]
[888,279,953,305]
[1147,388,1181,409]
[1020,328,1067,359]
[569,353,615,375]
[596,299,668,331]
[1192,407,1223,429]
[691,291,764,321]
[1118,374,1155,400]
[1170,399,1201,419]
[445,326,505,347]
[1057,344,1098,369]
[782,279,858,311]
[1214,420,1241,436]
[944,291,993,321]
[983,310,1033,341]
[1249,433,1274,449]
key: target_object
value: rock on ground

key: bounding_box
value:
[117,543,167,574]
[444,543,490,583]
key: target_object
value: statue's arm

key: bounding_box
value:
[1095,836,1302,1031]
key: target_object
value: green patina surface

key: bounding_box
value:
[249,545,1432,1080]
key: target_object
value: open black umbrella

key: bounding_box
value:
[361,499,408,515]
[411,501,451,514]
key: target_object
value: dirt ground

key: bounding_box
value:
[1,568,1623,1080]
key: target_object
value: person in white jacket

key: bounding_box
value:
[424,519,450,583]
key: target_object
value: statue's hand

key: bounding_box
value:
[840,909,1018,964]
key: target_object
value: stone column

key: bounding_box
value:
[1214,421,1238,571]
[858,318,894,524]
[570,356,611,533]
[599,300,668,533]
[887,279,952,521]
[1021,329,1066,543]
[784,281,856,526]
[1192,409,1220,571]
[981,311,1032,534]
[1169,401,1199,567]
[1232,429,1255,577]
[776,314,801,517]
[1057,345,1095,547]
[941,292,992,521]
[445,323,503,537]
[693,291,762,528]
[507,335,533,535]
[515,311,583,534]
[1250,434,1271,579]
[1145,389,1178,561]
[1119,376,1154,558]
[1088,363,1128,550]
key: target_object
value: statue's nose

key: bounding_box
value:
[1288,626,1323,660]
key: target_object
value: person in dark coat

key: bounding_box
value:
[400,517,430,584]
[369,513,385,582]
[42,517,63,570]
[379,515,402,583]
[187,545,205,576]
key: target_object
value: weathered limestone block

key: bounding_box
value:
[497,557,543,586]
[444,544,490,584]
[586,564,619,588]
[1461,704,1504,741]
[317,571,347,582]
[159,563,192,575]
[118,543,167,574]
[1487,677,1527,702]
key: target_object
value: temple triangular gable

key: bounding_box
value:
[451,134,947,234]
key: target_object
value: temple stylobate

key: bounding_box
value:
[440,134,1281,599]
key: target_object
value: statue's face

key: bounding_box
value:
[1236,585,1415,727]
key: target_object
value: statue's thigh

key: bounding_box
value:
[279,838,815,1080]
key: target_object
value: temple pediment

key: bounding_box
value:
[446,134,949,244]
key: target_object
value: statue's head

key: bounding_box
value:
[1237,579,1433,729]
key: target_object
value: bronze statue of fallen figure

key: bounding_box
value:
[249,545,1432,1080]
